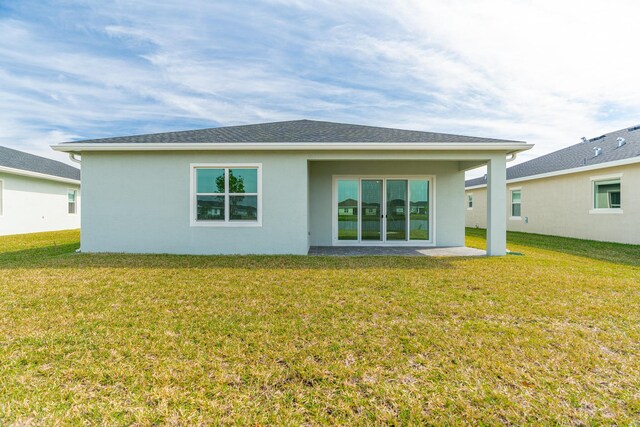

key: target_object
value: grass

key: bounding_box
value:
[0,230,639,425]
[466,227,640,267]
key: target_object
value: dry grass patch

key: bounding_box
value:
[0,229,639,425]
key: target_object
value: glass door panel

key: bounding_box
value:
[409,180,429,240]
[361,180,382,241]
[337,179,358,240]
[386,180,407,241]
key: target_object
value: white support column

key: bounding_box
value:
[486,155,507,256]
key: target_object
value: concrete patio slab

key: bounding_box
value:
[308,246,486,257]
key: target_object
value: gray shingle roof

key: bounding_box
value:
[60,119,523,145]
[466,125,640,187]
[0,146,80,181]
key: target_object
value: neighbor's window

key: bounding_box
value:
[0,180,3,215]
[511,189,521,217]
[194,165,260,224]
[68,189,77,214]
[467,193,473,209]
[594,179,621,209]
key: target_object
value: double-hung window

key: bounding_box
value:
[593,178,621,211]
[510,189,521,218]
[467,193,473,209]
[68,189,77,214]
[192,164,261,226]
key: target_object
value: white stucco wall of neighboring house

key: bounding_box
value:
[0,172,81,236]
[465,162,640,244]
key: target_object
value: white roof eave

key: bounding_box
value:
[0,165,80,185]
[51,142,533,153]
[465,155,640,189]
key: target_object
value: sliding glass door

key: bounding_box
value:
[386,180,407,241]
[409,180,429,240]
[336,177,432,244]
[337,179,358,241]
[361,180,383,241]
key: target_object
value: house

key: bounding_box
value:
[338,198,358,216]
[0,146,81,236]
[465,125,640,244]
[52,120,531,255]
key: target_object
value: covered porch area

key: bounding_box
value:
[306,154,511,256]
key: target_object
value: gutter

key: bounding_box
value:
[51,141,533,153]
[0,165,80,185]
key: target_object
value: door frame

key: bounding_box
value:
[332,175,436,246]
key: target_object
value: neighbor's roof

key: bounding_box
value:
[338,198,358,207]
[0,146,80,181]
[56,119,524,145]
[466,125,640,187]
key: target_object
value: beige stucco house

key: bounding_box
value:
[465,125,640,245]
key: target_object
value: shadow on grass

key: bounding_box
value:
[0,244,462,270]
[4,230,637,270]
[0,242,80,261]
[466,227,640,268]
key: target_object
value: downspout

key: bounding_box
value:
[506,152,517,162]
[68,152,82,253]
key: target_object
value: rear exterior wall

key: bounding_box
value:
[80,151,309,254]
[81,153,469,254]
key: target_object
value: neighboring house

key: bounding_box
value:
[465,125,640,244]
[410,201,428,214]
[52,120,531,255]
[338,198,358,216]
[0,146,81,236]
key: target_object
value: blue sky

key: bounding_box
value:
[1,1,639,176]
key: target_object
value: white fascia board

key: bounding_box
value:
[465,155,640,190]
[465,184,488,190]
[0,166,80,185]
[51,142,533,153]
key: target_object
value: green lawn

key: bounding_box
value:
[0,229,639,425]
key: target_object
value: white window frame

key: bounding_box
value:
[589,173,623,214]
[67,188,78,215]
[190,163,262,227]
[0,179,3,216]
[509,188,522,220]
[466,193,473,210]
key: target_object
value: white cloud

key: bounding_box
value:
[273,0,640,175]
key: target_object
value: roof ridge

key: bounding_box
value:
[466,123,640,186]
[509,125,638,170]
[60,119,525,145]
[62,119,322,144]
